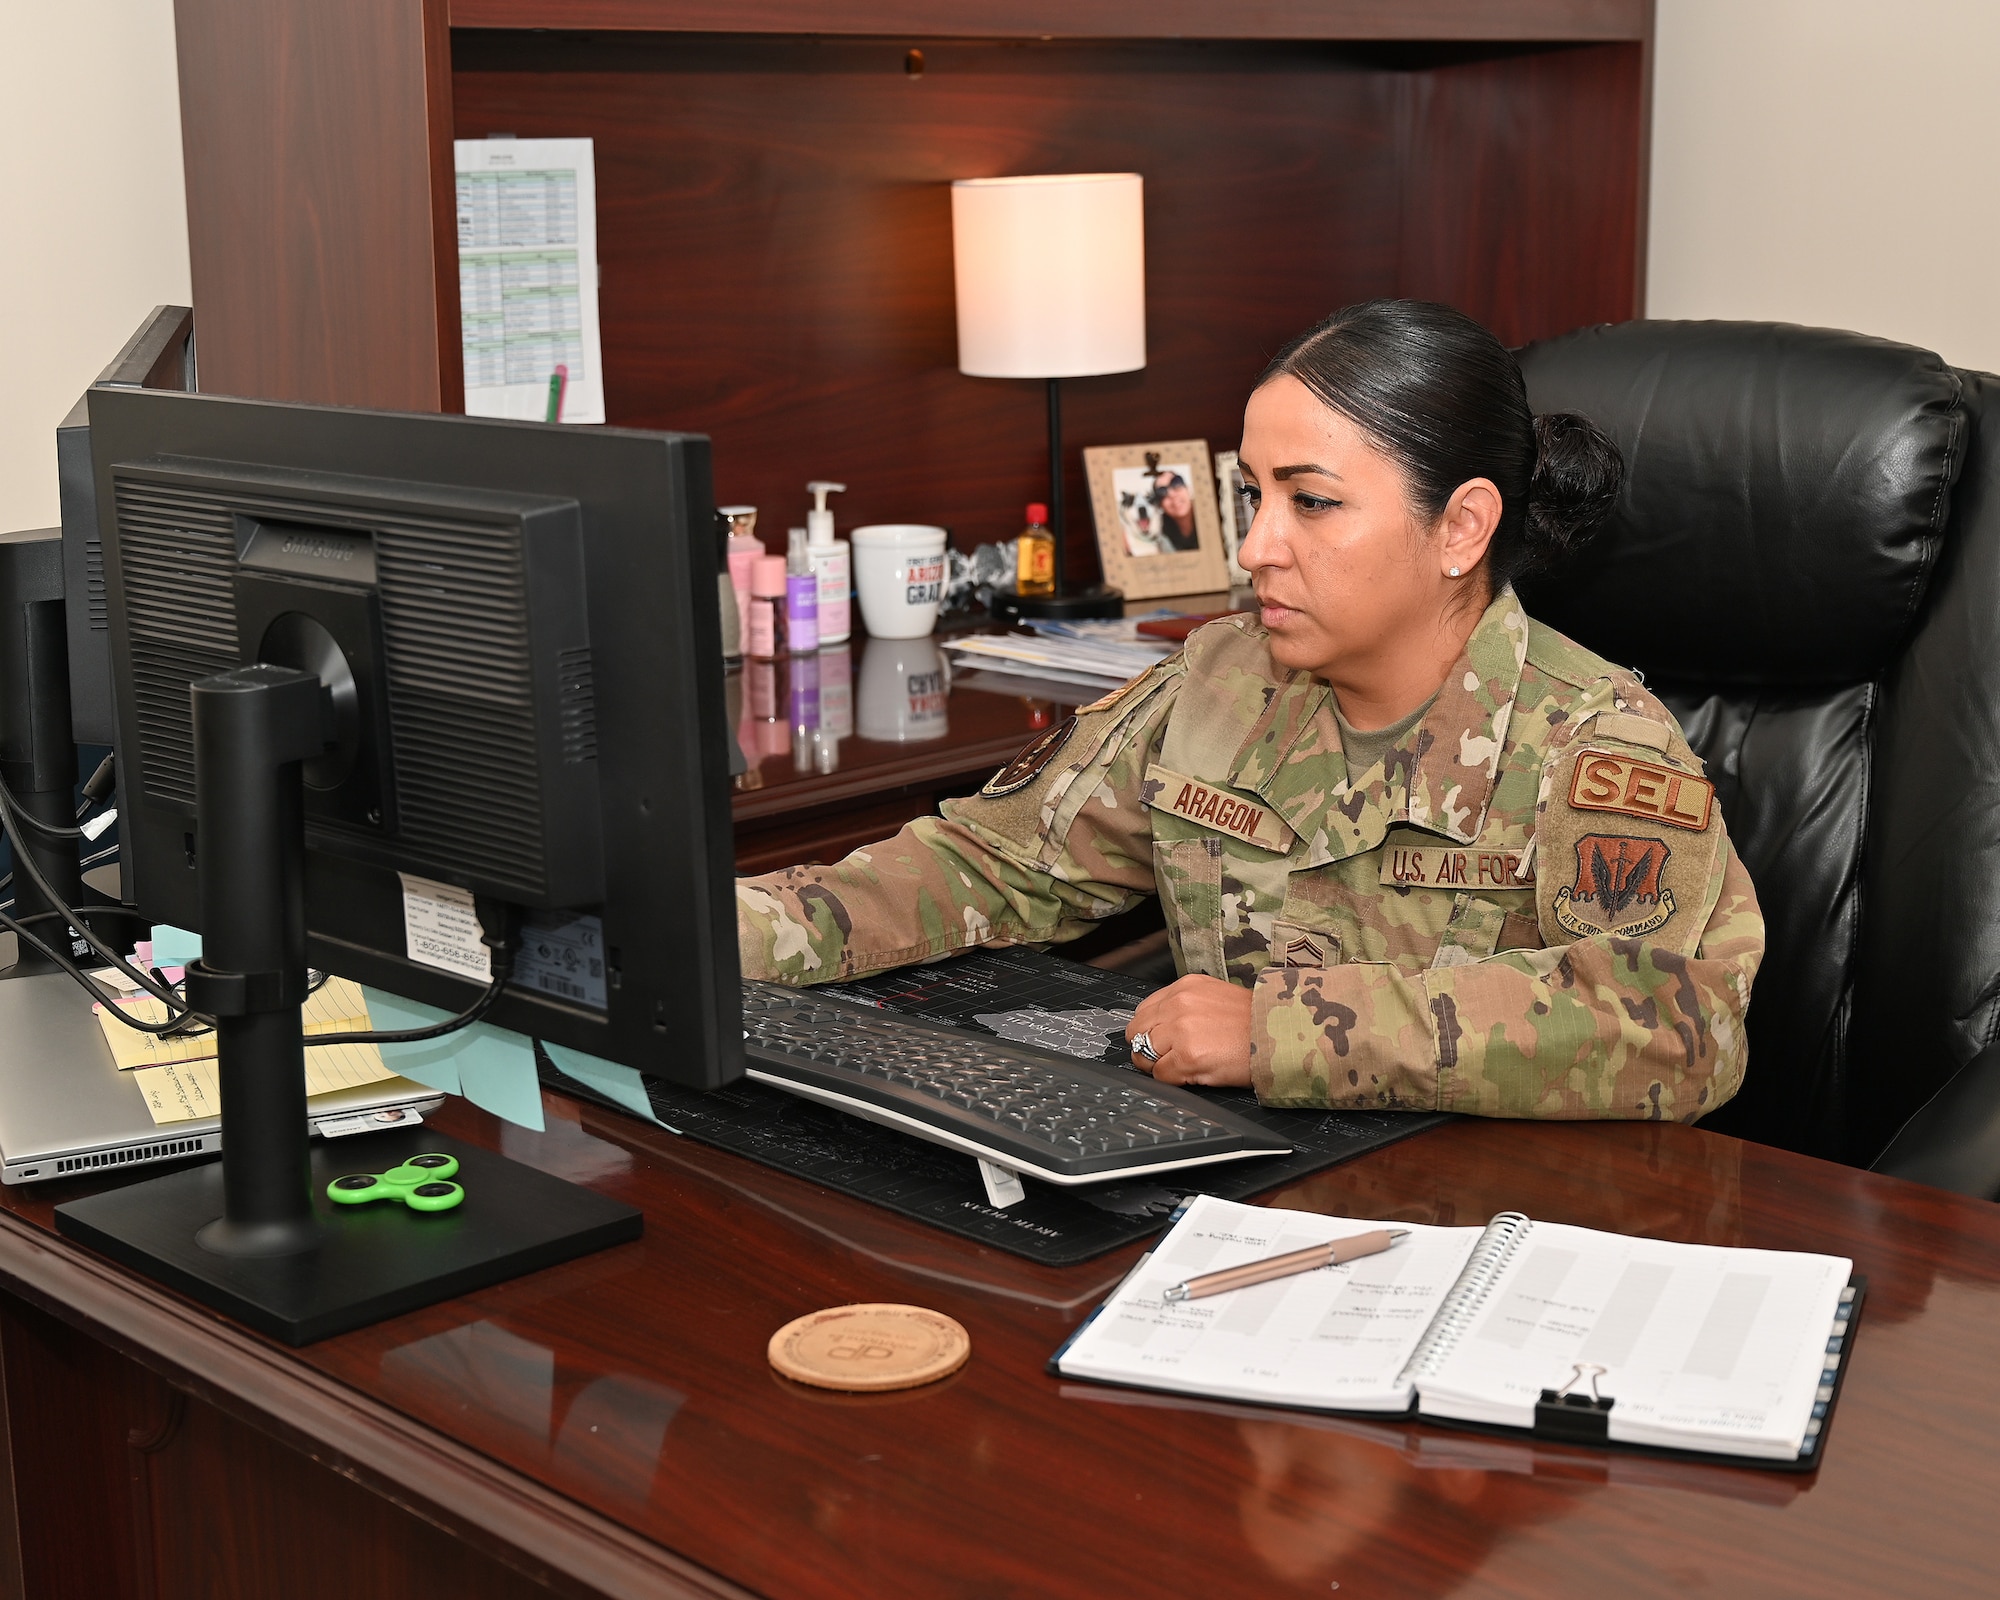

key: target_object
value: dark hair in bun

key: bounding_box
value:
[1257,299,1623,591]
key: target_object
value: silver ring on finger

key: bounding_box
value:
[1132,1031,1158,1063]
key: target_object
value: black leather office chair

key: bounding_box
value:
[1517,320,2000,1197]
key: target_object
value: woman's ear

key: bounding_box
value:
[1438,478,1501,579]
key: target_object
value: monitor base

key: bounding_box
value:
[54,1129,640,1345]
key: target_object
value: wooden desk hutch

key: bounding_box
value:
[170,0,1657,864]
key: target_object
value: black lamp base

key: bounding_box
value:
[54,1129,641,1345]
[990,585,1126,624]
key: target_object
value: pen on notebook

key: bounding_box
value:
[1161,1228,1411,1303]
[546,363,569,423]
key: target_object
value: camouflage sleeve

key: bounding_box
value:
[736,663,1184,984]
[1249,832,1765,1123]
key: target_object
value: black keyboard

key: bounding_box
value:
[740,982,1292,1184]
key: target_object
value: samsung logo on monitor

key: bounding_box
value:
[236,518,377,586]
[280,533,356,564]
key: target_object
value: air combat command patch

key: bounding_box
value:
[1552,834,1676,938]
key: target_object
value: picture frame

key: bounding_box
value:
[1213,449,1253,588]
[1083,439,1231,601]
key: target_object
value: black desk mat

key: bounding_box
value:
[540,949,1451,1266]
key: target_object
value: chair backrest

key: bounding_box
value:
[1516,320,1978,1163]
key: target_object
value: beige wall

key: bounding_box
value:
[1649,0,2000,373]
[0,0,189,533]
[4,3,1996,535]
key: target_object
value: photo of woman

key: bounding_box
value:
[1113,460,1200,556]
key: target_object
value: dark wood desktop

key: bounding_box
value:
[0,1093,1996,1598]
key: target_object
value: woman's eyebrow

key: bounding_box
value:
[1270,463,1341,481]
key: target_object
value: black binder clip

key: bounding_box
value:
[1535,1363,1614,1443]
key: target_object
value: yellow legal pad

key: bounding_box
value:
[94,976,398,1126]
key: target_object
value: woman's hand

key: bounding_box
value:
[1126,975,1254,1088]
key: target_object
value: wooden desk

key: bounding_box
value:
[0,1096,1995,1598]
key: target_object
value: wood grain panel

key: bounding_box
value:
[174,0,446,409]
[1396,42,1645,345]
[3,1108,1999,1598]
[450,0,1651,43]
[452,34,1413,570]
[425,0,468,414]
[0,1299,145,1597]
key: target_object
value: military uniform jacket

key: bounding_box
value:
[737,588,1765,1121]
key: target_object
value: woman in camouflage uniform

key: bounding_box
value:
[737,301,1764,1122]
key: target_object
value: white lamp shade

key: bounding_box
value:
[951,174,1146,379]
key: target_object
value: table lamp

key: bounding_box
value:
[952,173,1145,620]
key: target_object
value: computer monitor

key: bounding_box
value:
[56,305,197,749]
[81,384,743,1092]
[46,386,738,1340]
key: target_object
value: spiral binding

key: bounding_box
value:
[1396,1211,1534,1386]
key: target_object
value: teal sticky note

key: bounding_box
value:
[542,1041,680,1133]
[358,985,545,1132]
[150,924,203,967]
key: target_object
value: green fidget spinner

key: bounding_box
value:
[327,1152,464,1213]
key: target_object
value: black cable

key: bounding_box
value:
[0,843,127,912]
[313,975,506,1046]
[0,905,212,1036]
[0,771,83,839]
[75,753,117,823]
[315,900,523,1047]
[0,787,181,1008]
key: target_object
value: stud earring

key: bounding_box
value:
[1448,566,1461,577]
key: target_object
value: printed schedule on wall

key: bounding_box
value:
[455,137,606,423]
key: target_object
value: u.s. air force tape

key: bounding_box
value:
[1379,836,1533,889]
[1142,765,1294,852]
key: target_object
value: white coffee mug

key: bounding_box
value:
[851,524,948,640]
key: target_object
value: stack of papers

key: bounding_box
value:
[942,626,1176,695]
[93,975,398,1126]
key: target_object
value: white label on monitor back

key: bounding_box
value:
[399,873,492,982]
[514,910,608,1011]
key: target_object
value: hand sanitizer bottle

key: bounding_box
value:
[805,480,850,644]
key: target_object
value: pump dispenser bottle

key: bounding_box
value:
[805,480,850,644]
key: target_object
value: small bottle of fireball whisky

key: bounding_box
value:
[1016,503,1056,597]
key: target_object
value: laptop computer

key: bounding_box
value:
[0,972,444,1185]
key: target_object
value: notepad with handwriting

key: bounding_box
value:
[1055,1195,1856,1465]
[91,976,399,1125]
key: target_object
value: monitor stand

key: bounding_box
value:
[54,664,639,1345]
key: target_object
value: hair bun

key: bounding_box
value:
[1524,412,1623,571]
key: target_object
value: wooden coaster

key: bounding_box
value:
[768,1303,971,1392]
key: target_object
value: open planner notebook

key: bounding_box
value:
[1055,1196,1859,1467]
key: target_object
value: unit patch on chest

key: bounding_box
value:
[1141,765,1294,853]
[1379,837,1533,890]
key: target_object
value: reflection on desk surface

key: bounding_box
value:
[730,630,1076,789]
[379,1316,683,1509]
